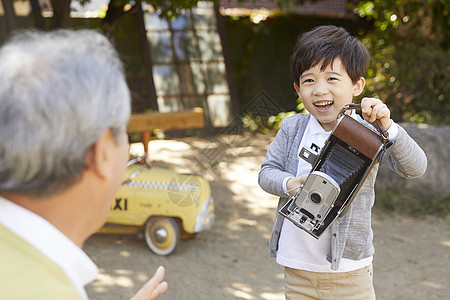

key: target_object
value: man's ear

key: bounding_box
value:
[353,77,366,96]
[293,82,300,96]
[84,129,114,180]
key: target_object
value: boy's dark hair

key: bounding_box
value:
[290,25,371,84]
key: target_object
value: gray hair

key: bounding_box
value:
[0,29,131,197]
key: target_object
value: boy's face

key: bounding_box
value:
[294,57,365,131]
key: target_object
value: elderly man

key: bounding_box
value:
[0,30,167,299]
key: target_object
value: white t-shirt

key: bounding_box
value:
[276,113,375,272]
[0,196,98,298]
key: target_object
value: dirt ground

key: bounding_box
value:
[84,134,450,300]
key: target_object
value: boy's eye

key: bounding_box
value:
[302,79,314,84]
[328,77,338,81]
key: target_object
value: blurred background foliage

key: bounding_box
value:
[353,0,449,125]
[0,0,448,126]
[225,13,367,132]
[226,0,449,130]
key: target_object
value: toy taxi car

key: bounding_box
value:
[100,156,215,255]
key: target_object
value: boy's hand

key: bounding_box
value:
[286,176,307,197]
[361,97,392,130]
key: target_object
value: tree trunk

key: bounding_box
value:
[50,0,71,28]
[29,0,45,29]
[1,0,18,34]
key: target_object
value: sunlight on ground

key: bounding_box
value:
[136,272,150,282]
[92,271,135,291]
[231,218,258,226]
[420,280,445,289]
[130,140,192,159]
[114,269,132,276]
[150,140,192,153]
[225,282,284,300]
[131,141,199,179]
[259,292,284,300]
[88,268,153,294]
[225,282,254,300]
[224,155,280,216]
[276,272,284,280]
[440,240,450,247]
[120,250,131,257]
[129,142,145,157]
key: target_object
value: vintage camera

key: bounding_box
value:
[279,107,391,239]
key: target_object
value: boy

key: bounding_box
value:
[258,25,427,299]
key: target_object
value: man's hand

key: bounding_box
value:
[131,266,168,300]
[286,176,307,197]
[361,97,392,130]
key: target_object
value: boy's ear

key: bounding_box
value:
[352,77,366,96]
[293,82,300,96]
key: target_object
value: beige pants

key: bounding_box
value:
[284,265,376,300]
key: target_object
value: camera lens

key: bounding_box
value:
[310,191,322,204]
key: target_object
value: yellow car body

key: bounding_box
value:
[101,158,215,255]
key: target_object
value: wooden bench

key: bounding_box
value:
[127,107,205,153]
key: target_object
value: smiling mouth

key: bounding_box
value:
[314,101,334,110]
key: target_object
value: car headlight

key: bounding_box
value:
[194,197,215,233]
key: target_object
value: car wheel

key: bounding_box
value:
[144,217,180,255]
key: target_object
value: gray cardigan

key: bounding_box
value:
[258,113,427,270]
